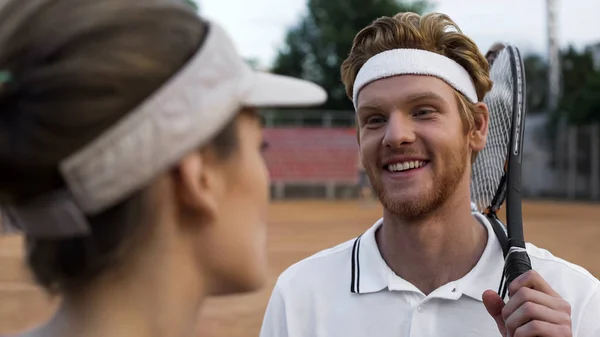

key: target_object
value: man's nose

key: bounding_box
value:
[382,113,416,148]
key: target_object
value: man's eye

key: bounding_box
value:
[413,109,435,117]
[366,116,387,124]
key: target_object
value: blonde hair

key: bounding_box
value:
[341,12,493,136]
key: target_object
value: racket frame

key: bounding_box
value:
[479,43,532,295]
[505,45,527,248]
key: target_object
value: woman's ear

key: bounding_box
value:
[172,151,222,221]
[469,102,490,152]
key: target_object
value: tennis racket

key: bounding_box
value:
[471,43,531,299]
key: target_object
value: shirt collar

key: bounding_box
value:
[349,212,505,302]
[458,212,506,301]
[350,218,388,294]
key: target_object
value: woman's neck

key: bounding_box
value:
[26,241,207,337]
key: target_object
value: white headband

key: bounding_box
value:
[352,49,478,109]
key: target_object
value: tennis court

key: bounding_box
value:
[1,200,599,336]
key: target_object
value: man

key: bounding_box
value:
[260,12,600,337]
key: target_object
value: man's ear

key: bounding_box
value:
[172,151,222,220]
[469,102,490,152]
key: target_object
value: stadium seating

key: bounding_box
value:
[262,127,359,198]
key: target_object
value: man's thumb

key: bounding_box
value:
[482,289,507,336]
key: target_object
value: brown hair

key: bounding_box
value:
[0,0,240,294]
[341,12,493,137]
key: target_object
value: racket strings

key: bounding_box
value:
[471,45,528,299]
[470,49,515,213]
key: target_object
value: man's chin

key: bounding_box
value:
[377,188,426,204]
[376,190,438,218]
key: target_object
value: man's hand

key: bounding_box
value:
[483,270,572,337]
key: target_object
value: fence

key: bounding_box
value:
[263,127,359,199]
[262,109,355,128]
[550,120,600,201]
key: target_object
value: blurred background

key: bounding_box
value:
[1,0,599,336]
[196,0,600,201]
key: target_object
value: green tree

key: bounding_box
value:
[557,46,600,124]
[523,54,548,114]
[545,46,600,175]
[543,46,600,171]
[185,0,198,11]
[272,0,430,111]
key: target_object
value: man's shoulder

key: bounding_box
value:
[275,237,356,291]
[526,242,599,301]
[526,242,598,284]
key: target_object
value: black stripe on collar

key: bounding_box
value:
[350,235,363,293]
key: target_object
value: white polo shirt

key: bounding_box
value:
[260,212,600,337]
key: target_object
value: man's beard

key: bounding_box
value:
[367,143,468,221]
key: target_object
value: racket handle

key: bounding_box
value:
[504,247,532,288]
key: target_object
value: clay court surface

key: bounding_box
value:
[1,200,599,336]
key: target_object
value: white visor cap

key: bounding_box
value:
[59,19,328,216]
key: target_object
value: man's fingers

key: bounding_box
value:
[500,271,573,336]
[505,301,572,336]
[508,270,560,298]
[483,289,505,316]
[483,289,507,336]
[513,320,572,337]
[502,286,572,321]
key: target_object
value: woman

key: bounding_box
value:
[0,0,326,336]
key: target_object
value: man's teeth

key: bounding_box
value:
[388,161,425,172]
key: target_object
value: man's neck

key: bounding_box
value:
[376,195,487,295]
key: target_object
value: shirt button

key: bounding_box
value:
[417,305,424,312]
